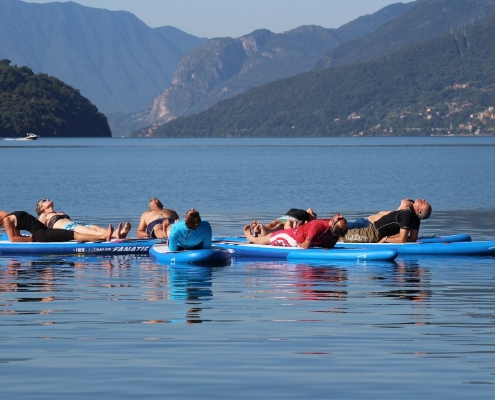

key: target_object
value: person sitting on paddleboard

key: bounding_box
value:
[168,209,212,251]
[137,198,179,239]
[249,208,317,236]
[243,214,348,249]
[0,210,113,243]
[343,199,432,244]
[36,199,131,239]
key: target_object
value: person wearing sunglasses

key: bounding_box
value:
[243,214,348,249]
[343,199,432,243]
[0,210,113,243]
[137,198,179,239]
[36,199,131,239]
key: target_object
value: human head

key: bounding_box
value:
[185,208,201,230]
[414,199,432,220]
[331,215,348,237]
[36,199,51,216]
[148,198,163,210]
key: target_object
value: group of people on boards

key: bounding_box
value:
[0,198,212,252]
[243,198,432,248]
[0,197,432,251]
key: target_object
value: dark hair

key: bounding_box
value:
[185,210,201,230]
[418,204,432,220]
[149,198,163,209]
[331,218,348,237]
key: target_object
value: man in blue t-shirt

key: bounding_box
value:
[168,209,212,251]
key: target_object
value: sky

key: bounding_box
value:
[22,0,410,38]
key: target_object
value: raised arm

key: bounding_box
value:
[381,228,419,243]
[3,216,33,242]
[136,213,149,238]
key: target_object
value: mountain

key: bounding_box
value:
[0,0,207,114]
[0,59,110,137]
[138,3,412,127]
[314,0,495,70]
[132,13,495,138]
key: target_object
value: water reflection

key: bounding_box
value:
[243,261,348,302]
[367,259,432,303]
[168,265,220,324]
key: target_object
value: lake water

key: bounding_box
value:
[1,137,494,399]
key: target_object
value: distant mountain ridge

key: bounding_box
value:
[134,12,495,138]
[314,0,495,70]
[0,0,207,114]
[140,3,413,127]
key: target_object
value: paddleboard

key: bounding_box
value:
[214,241,398,262]
[213,233,471,244]
[335,240,495,256]
[0,237,163,256]
[150,244,232,265]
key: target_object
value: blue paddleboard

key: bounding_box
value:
[214,241,397,262]
[336,240,495,256]
[150,244,232,265]
[213,233,471,244]
[0,237,162,256]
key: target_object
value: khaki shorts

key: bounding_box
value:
[343,224,381,243]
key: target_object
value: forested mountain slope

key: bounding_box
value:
[0,60,110,137]
[141,3,412,126]
[134,14,495,138]
[313,0,495,70]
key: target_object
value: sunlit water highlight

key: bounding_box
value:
[1,137,494,398]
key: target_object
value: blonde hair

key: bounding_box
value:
[36,199,45,216]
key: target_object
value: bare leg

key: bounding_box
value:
[258,221,269,236]
[74,225,113,243]
[121,222,131,238]
[263,220,285,234]
[153,225,166,239]
[244,224,271,245]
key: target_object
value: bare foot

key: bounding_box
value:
[105,224,114,242]
[121,222,131,238]
[115,222,123,239]
[258,222,268,236]
[244,224,255,243]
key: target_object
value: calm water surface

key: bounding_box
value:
[1,137,494,398]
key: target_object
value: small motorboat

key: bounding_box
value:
[24,133,38,140]
[3,133,39,141]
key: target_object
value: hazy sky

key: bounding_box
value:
[22,0,410,38]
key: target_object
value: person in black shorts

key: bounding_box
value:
[0,210,113,242]
[343,199,432,243]
[249,208,317,236]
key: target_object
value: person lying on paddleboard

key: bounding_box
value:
[36,199,131,239]
[343,199,432,244]
[248,208,317,236]
[168,209,212,251]
[137,198,179,239]
[0,210,113,243]
[346,198,417,229]
[244,214,348,249]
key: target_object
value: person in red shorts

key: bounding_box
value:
[243,214,348,249]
